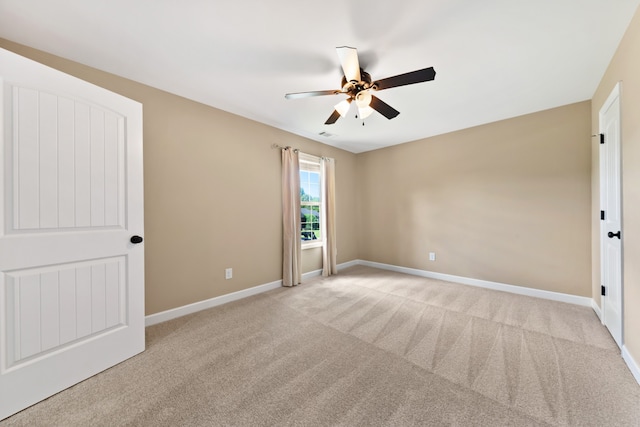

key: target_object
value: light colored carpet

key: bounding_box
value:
[2,265,639,426]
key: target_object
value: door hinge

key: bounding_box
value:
[601,285,606,296]
[601,210,605,220]
[600,133,605,144]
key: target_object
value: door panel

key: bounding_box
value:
[5,257,126,369]
[11,86,125,231]
[0,47,144,420]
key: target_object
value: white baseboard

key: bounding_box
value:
[146,260,358,327]
[302,269,322,280]
[591,299,603,322]
[146,259,593,326]
[356,260,593,307]
[337,259,360,270]
[145,279,282,327]
[622,346,640,386]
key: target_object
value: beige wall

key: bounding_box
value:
[0,39,359,315]
[357,102,592,296]
[0,37,606,325]
[591,5,640,365]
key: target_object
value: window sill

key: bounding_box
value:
[302,241,324,250]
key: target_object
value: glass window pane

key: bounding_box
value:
[301,183,311,201]
[300,168,323,243]
[310,184,320,201]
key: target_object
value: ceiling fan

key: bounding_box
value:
[285,46,436,125]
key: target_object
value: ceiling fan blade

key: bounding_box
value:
[336,46,361,82]
[370,95,400,119]
[325,110,341,125]
[373,67,436,91]
[285,90,341,99]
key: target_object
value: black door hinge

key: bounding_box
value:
[600,133,605,144]
[601,285,606,296]
[601,210,605,221]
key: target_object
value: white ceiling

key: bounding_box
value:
[0,0,638,153]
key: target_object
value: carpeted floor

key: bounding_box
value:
[3,265,639,426]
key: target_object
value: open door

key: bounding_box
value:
[0,48,144,420]
[599,82,623,348]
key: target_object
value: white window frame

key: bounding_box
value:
[299,153,325,249]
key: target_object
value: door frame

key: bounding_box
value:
[598,81,623,347]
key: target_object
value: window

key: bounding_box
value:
[299,153,323,247]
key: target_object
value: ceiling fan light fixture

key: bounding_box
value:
[335,99,352,117]
[355,90,372,109]
[358,106,375,119]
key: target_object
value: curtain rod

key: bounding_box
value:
[271,143,298,152]
[271,143,334,162]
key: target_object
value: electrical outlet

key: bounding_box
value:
[225,268,233,279]
[429,252,436,261]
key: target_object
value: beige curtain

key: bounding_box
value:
[282,148,301,287]
[322,157,337,276]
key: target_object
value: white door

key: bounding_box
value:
[599,82,623,348]
[0,48,144,420]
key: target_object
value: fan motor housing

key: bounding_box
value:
[342,69,373,96]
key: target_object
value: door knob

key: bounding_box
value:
[608,231,621,239]
[130,235,144,244]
